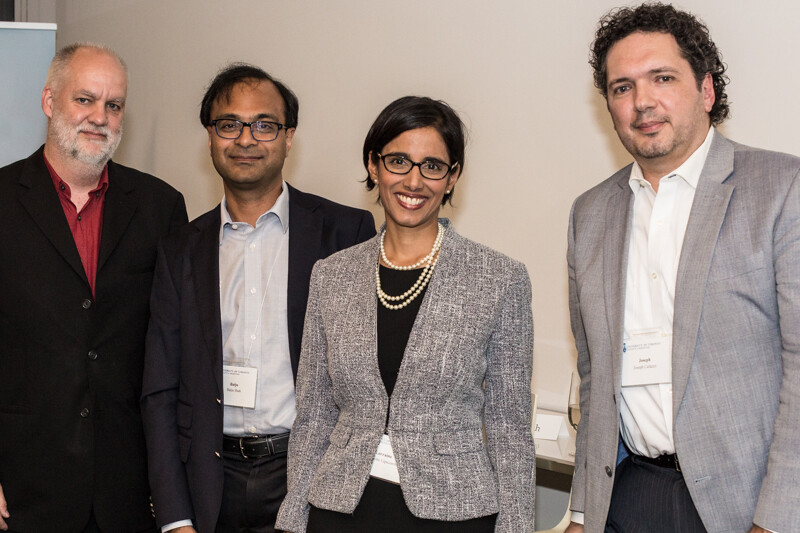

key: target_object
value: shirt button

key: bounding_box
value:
[88,350,98,360]
[82,299,92,309]
[249,426,257,433]
[250,334,256,340]
[231,224,239,230]
[249,243,256,250]
[605,465,613,477]
[651,272,658,280]
[80,408,90,418]
[249,287,257,294]
[77,215,82,221]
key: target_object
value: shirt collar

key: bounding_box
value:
[219,180,290,243]
[629,127,715,193]
[43,152,110,197]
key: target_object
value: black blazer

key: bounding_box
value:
[141,184,375,532]
[0,147,187,533]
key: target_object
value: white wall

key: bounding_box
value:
[49,0,800,409]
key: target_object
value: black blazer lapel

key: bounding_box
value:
[97,160,138,273]
[18,148,88,287]
[191,209,225,397]
[287,185,323,379]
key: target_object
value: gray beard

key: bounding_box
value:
[51,114,123,169]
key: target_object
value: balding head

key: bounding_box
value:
[45,42,127,94]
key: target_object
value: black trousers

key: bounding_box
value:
[80,511,157,533]
[605,455,706,533]
[215,450,288,533]
[307,477,497,533]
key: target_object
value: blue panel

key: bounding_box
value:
[0,25,55,166]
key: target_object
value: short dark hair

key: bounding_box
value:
[590,2,730,125]
[199,63,299,129]
[362,96,466,205]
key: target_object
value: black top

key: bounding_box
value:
[376,266,428,397]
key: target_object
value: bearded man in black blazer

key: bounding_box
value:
[0,43,187,532]
[141,64,375,533]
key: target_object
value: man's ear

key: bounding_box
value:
[284,127,295,153]
[701,73,715,113]
[42,86,54,119]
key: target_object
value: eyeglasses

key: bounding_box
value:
[376,153,458,181]
[210,119,289,142]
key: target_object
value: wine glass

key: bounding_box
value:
[568,372,581,430]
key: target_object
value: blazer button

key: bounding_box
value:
[80,407,90,418]
[605,465,613,477]
[88,350,98,360]
[216,398,221,404]
[214,451,221,458]
[81,299,92,309]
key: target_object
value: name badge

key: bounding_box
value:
[621,330,672,387]
[222,365,258,408]
[369,434,400,484]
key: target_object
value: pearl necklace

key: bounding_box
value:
[380,223,444,270]
[376,223,444,310]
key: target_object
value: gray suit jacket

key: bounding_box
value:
[275,219,535,533]
[567,132,800,532]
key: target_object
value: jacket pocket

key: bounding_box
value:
[434,429,485,455]
[707,250,766,284]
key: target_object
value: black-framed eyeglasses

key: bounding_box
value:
[210,119,289,142]
[376,152,458,181]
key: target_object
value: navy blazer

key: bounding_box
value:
[0,147,187,532]
[141,184,375,532]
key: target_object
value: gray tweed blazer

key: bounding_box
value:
[275,219,535,533]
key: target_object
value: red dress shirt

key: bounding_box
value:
[44,154,108,297]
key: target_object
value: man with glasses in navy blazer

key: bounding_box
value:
[141,64,375,533]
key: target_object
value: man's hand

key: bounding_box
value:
[565,522,584,533]
[0,482,9,531]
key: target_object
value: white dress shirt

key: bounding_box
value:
[619,127,714,457]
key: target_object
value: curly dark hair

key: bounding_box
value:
[590,2,729,125]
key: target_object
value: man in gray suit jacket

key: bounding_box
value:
[567,4,800,533]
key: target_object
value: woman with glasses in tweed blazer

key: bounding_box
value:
[276,96,535,533]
